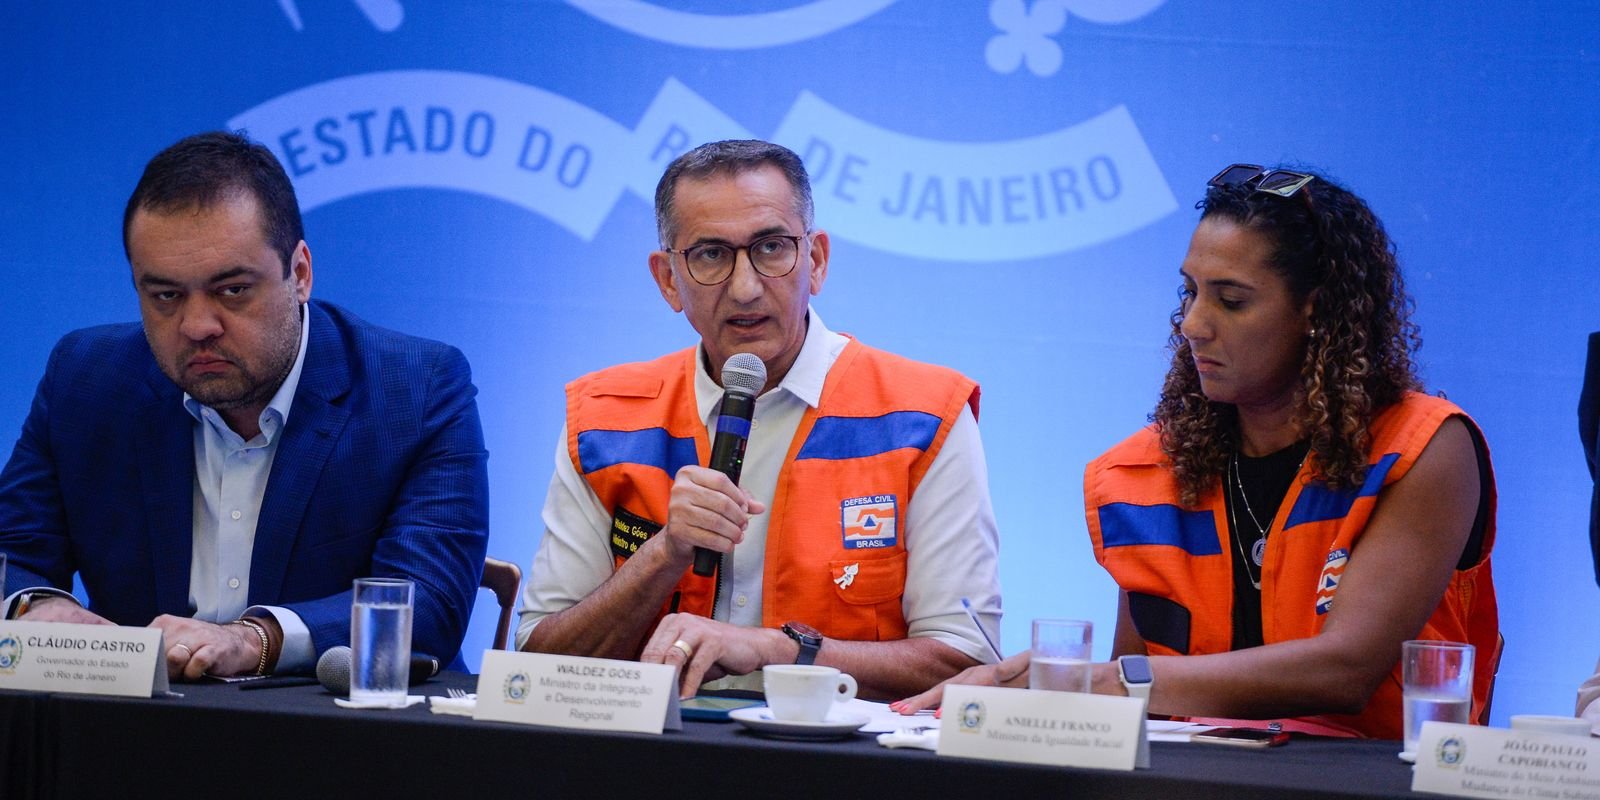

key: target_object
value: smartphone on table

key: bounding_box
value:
[1190,727,1291,748]
[680,695,766,722]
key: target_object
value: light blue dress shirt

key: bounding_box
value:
[181,305,314,673]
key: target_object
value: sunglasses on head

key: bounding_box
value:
[1207,164,1315,198]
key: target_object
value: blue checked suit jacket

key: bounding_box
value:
[0,301,489,665]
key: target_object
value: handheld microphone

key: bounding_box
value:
[315,645,441,694]
[693,353,767,577]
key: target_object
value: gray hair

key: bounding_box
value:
[653,139,814,248]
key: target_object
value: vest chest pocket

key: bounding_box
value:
[828,552,907,604]
[825,552,909,641]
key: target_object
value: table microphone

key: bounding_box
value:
[315,645,441,694]
[693,353,767,577]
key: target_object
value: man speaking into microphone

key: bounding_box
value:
[517,140,1001,699]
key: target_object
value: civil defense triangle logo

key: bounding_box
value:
[841,494,898,549]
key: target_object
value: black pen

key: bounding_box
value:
[238,676,320,691]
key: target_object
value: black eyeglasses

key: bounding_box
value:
[1208,164,1315,198]
[669,233,807,286]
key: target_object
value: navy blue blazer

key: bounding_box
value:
[1583,332,1600,587]
[0,301,489,664]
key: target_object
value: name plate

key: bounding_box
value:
[1413,722,1600,799]
[0,621,169,697]
[474,650,680,734]
[937,685,1149,770]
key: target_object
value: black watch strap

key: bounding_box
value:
[782,622,823,665]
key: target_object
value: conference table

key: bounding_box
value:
[5,672,1432,799]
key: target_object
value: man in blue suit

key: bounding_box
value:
[0,131,489,680]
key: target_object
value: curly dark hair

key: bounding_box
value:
[1154,170,1423,507]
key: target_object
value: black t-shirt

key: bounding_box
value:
[1226,440,1310,651]
[1225,426,1492,651]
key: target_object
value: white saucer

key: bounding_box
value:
[1398,750,1417,763]
[728,707,870,740]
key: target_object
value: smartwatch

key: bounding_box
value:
[781,622,823,665]
[1118,654,1153,701]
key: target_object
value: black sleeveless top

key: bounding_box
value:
[1225,440,1311,650]
[1224,433,1492,650]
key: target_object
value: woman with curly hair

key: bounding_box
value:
[896,166,1498,740]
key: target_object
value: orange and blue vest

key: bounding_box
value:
[566,338,979,654]
[1084,393,1499,739]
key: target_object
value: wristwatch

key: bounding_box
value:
[781,622,823,665]
[1118,654,1153,701]
[9,589,76,620]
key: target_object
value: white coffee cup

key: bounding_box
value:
[763,664,858,723]
[1510,714,1593,738]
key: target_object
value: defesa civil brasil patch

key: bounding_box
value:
[1315,547,1349,615]
[841,494,898,549]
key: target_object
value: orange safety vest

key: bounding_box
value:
[566,337,979,655]
[1084,393,1499,739]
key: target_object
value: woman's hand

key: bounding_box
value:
[889,651,1030,714]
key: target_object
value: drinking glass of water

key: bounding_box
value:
[1030,618,1092,692]
[1401,639,1474,755]
[350,577,414,707]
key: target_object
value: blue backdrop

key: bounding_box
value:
[2,1,1595,722]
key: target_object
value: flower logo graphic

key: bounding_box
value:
[987,0,1067,76]
[987,0,1168,77]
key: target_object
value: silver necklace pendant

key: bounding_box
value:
[1227,454,1264,590]
[1229,444,1309,590]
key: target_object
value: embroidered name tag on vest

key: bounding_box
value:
[610,507,662,560]
[841,494,898,549]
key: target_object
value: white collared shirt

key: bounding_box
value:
[694,308,846,626]
[519,309,1002,671]
[181,305,313,672]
